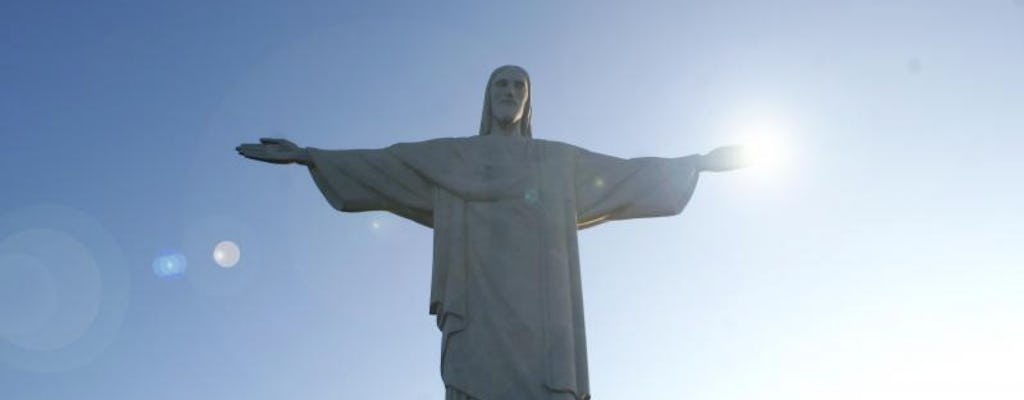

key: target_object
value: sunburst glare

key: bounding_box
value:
[733,113,794,181]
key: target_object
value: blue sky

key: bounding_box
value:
[2,1,1023,399]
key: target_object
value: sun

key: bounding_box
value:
[733,114,793,180]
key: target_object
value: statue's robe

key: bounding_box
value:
[307,135,700,400]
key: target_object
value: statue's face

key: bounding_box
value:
[488,68,529,128]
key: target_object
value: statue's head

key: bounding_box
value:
[479,65,532,138]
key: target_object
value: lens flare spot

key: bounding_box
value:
[153,252,186,279]
[907,58,923,74]
[212,241,240,268]
[523,188,539,204]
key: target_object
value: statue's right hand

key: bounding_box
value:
[236,138,309,165]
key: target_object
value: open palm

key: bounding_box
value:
[236,138,307,164]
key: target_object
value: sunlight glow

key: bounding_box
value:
[776,325,1023,400]
[729,112,795,183]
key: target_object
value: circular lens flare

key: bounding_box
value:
[0,253,58,338]
[0,205,130,372]
[212,241,240,268]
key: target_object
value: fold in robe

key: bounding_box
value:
[308,135,700,400]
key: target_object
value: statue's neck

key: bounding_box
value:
[488,118,522,137]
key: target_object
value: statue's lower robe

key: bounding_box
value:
[307,135,700,400]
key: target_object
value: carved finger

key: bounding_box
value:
[249,148,272,158]
[239,151,265,161]
[239,146,266,157]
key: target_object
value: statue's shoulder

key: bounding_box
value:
[390,136,470,146]
[389,135,582,157]
[530,137,576,150]
[385,136,472,152]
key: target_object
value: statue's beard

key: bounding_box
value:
[491,107,523,127]
[494,115,520,126]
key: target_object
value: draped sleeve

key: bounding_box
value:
[307,146,435,228]
[574,148,702,229]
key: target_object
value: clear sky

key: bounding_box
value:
[2,0,1023,399]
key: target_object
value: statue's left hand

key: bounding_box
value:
[698,145,750,172]
[236,138,311,165]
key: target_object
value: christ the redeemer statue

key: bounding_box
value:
[237,65,746,400]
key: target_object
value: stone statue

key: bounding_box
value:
[236,65,747,400]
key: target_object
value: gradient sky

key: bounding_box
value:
[2,1,1023,399]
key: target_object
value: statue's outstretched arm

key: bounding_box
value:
[697,145,750,172]
[236,138,313,166]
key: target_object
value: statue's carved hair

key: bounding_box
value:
[479,65,532,138]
